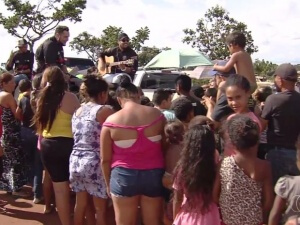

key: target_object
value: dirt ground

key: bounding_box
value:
[0,187,61,225]
[0,186,116,225]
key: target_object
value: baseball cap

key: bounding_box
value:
[274,63,298,82]
[17,39,28,47]
[209,60,236,77]
[118,33,129,41]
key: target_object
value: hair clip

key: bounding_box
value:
[46,82,51,87]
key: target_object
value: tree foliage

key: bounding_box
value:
[70,26,152,64]
[253,59,277,77]
[183,5,258,60]
[0,0,86,50]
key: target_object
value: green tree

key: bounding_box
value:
[0,0,86,51]
[183,5,258,60]
[69,32,102,63]
[70,26,151,64]
[253,59,277,77]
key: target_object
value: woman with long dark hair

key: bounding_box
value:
[0,72,27,196]
[33,66,80,225]
[101,78,166,225]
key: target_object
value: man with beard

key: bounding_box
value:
[6,39,34,83]
[98,33,138,81]
[36,26,70,73]
[261,63,300,185]
[36,26,81,89]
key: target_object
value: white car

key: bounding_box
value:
[133,70,185,100]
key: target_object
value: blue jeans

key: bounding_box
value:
[110,167,164,197]
[21,127,43,198]
[14,74,29,86]
[266,146,300,186]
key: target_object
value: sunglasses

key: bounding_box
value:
[121,39,129,42]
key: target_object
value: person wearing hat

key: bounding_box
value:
[6,39,34,83]
[260,63,300,185]
[98,32,138,80]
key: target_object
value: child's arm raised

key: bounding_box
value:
[262,161,274,224]
[213,53,238,72]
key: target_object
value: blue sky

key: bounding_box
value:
[0,0,299,64]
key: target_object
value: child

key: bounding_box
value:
[214,115,273,225]
[170,97,194,130]
[223,74,262,156]
[173,124,221,225]
[214,31,257,93]
[204,88,217,104]
[153,88,175,122]
[268,135,300,225]
[165,120,185,175]
[163,120,185,225]
[16,79,44,203]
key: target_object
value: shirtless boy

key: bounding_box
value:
[214,31,257,93]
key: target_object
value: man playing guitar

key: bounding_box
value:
[98,33,138,81]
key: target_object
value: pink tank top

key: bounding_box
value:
[103,114,165,170]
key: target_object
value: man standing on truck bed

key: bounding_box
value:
[35,25,81,88]
[98,33,138,81]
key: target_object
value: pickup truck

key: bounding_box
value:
[133,70,185,100]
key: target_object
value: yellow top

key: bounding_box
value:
[18,92,25,102]
[42,110,73,138]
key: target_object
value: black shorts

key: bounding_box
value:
[41,137,74,182]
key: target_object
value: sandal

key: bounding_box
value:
[43,205,54,214]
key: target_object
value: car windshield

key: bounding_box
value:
[65,58,95,70]
[140,73,179,89]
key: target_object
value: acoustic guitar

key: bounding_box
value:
[99,56,134,75]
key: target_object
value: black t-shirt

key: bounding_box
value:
[185,95,207,116]
[36,36,65,72]
[18,95,34,128]
[261,91,300,149]
[6,50,34,77]
[100,46,138,79]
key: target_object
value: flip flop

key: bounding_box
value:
[43,205,54,214]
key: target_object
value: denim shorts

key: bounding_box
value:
[110,167,164,198]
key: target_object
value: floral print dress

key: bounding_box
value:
[69,103,107,198]
[0,106,27,192]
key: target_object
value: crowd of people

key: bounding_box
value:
[0,26,300,225]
